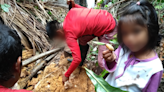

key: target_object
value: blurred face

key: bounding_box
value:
[121,21,149,52]
[54,29,65,41]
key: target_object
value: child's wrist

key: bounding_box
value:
[106,60,115,64]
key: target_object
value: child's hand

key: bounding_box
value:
[103,50,116,63]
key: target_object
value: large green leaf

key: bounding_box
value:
[100,70,109,77]
[157,0,164,2]
[0,4,10,12]
[93,41,106,45]
[85,67,127,92]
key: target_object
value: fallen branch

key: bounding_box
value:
[53,4,68,8]
[35,0,52,21]
[9,0,17,26]
[23,47,64,66]
[20,53,57,89]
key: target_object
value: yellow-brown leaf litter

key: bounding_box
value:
[25,54,95,92]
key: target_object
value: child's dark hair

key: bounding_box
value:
[0,24,22,81]
[46,20,60,39]
[117,0,160,51]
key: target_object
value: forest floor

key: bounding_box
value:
[19,51,96,92]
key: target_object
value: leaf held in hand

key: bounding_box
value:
[84,67,127,92]
[109,39,118,45]
[93,41,106,45]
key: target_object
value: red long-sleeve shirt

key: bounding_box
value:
[63,4,116,77]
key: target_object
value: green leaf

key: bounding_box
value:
[117,15,120,20]
[96,62,99,66]
[91,56,96,60]
[109,39,118,45]
[100,0,104,4]
[85,67,128,92]
[94,7,100,9]
[90,45,93,49]
[155,5,163,9]
[100,70,109,77]
[92,51,98,55]
[105,5,108,8]
[48,10,52,16]
[157,0,164,2]
[1,4,10,12]
[93,41,106,45]
[112,0,114,3]
[87,57,91,61]
[87,53,92,58]
[34,6,38,9]
[113,34,117,38]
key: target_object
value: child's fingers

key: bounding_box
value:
[107,56,112,61]
[103,51,116,62]
[110,52,116,61]
[110,54,115,61]
[102,50,111,55]
[103,53,112,59]
[113,52,117,60]
[102,50,108,55]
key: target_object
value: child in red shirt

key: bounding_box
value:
[0,24,31,92]
[46,0,117,84]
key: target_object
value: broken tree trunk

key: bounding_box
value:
[23,47,64,66]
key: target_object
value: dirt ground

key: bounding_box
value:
[21,53,95,92]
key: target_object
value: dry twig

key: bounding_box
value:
[23,47,64,66]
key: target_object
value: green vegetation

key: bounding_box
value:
[0,4,10,12]
[85,67,128,92]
